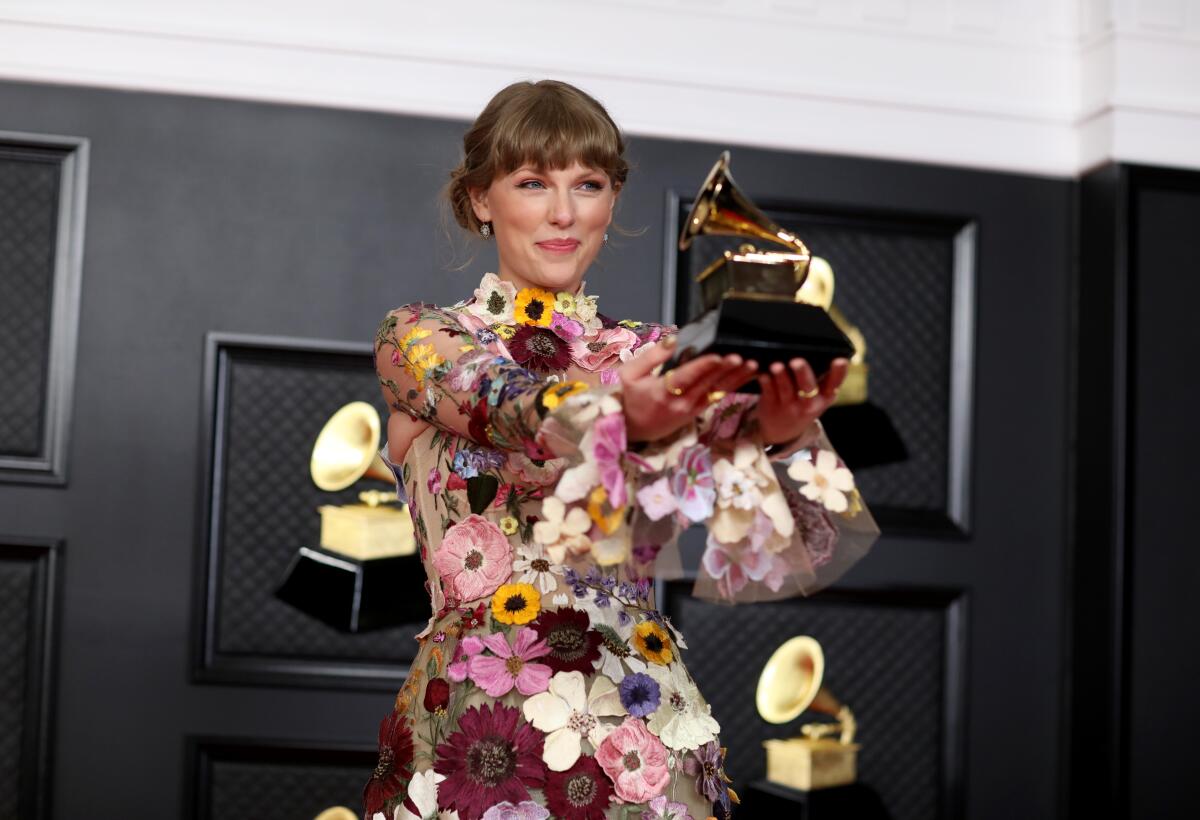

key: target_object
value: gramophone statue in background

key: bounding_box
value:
[756,635,861,791]
[666,151,856,386]
[275,401,427,633]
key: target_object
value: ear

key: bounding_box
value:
[468,185,492,224]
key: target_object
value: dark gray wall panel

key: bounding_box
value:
[195,334,424,689]
[0,78,1072,820]
[187,738,375,820]
[0,537,61,820]
[666,584,965,820]
[0,135,86,485]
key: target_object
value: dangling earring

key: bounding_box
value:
[603,232,609,244]
[480,222,491,238]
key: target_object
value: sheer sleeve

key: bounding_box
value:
[374,302,608,458]
[530,336,880,603]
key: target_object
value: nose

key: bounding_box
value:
[548,188,575,228]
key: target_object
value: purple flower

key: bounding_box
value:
[618,672,661,717]
[682,740,732,815]
[481,801,551,820]
[644,794,694,820]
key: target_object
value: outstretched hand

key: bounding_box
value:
[753,357,848,446]
[618,340,757,443]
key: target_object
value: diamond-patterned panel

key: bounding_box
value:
[208,758,370,820]
[668,586,954,820]
[0,556,33,819]
[213,347,424,663]
[0,153,60,457]
[678,207,964,515]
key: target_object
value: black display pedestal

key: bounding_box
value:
[275,545,428,632]
[739,780,892,819]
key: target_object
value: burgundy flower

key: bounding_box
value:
[423,676,451,714]
[435,703,547,820]
[362,710,415,815]
[531,607,603,674]
[509,325,572,373]
[545,754,615,820]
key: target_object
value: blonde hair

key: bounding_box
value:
[446,80,629,235]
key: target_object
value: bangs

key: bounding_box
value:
[489,89,625,184]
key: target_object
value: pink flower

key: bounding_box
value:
[427,467,442,495]
[704,393,757,442]
[595,716,670,803]
[432,514,513,603]
[447,635,485,682]
[550,312,585,340]
[644,794,693,820]
[481,802,551,820]
[467,627,554,697]
[636,476,678,522]
[569,326,639,371]
[592,412,628,508]
[508,451,567,486]
[671,444,716,523]
[701,531,773,599]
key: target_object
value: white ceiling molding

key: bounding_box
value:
[0,0,1197,176]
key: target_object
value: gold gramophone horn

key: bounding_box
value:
[756,635,856,744]
[310,401,395,493]
[679,150,811,271]
[312,808,357,820]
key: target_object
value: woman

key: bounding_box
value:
[366,80,878,820]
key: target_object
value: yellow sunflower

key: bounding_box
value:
[492,582,541,625]
[404,343,444,389]
[514,287,556,326]
[494,324,517,340]
[632,621,673,665]
[399,325,432,348]
[540,380,590,411]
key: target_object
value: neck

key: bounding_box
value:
[497,263,584,296]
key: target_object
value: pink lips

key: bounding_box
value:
[537,239,580,253]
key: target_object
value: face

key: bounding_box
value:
[469,160,617,293]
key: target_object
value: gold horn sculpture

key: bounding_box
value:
[275,400,421,632]
[666,152,855,389]
[756,636,861,791]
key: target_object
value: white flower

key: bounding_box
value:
[709,440,793,545]
[465,272,516,324]
[573,293,603,331]
[522,670,627,770]
[512,545,558,594]
[393,769,460,820]
[787,448,855,513]
[712,458,764,510]
[532,496,592,563]
[579,592,648,683]
[645,662,721,751]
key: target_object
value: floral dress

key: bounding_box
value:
[364,273,880,820]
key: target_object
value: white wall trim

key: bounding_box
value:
[0,0,1197,177]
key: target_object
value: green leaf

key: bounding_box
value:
[426,657,438,679]
[466,474,500,514]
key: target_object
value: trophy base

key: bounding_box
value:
[763,737,861,791]
[666,298,855,392]
[275,545,428,632]
[741,779,891,820]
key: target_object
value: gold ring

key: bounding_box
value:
[796,386,820,399]
[664,370,684,396]
[707,390,726,404]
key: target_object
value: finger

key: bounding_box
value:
[758,370,780,409]
[664,354,726,396]
[770,362,798,410]
[820,358,849,399]
[709,360,759,394]
[682,356,748,404]
[621,338,676,379]
[790,358,818,395]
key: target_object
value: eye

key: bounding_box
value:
[580,180,606,192]
[518,179,545,190]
